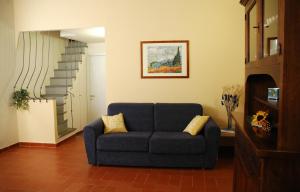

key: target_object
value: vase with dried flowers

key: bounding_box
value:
[221,85,242,130]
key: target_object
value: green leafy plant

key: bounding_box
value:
[12,89,30,110]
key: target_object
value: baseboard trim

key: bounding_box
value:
[0,143,19,153]
[18,142,57,148]
[56,130,83,146]
[1,131,83,150]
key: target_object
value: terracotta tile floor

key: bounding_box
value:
[0,134,233,192]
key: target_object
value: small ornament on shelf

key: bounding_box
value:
[267,88,280,100]
[251,110,272,138]
[221,85,242,130]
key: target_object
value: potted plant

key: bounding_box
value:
[12,89,30,110]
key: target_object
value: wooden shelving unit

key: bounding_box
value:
[233,0,300,191]
[253,97,278,110]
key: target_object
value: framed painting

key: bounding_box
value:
[141,40,189,78]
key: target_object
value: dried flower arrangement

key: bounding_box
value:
[221,85,242,129]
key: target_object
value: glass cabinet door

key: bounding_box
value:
[263,0,279,57]
[249,4,258,62]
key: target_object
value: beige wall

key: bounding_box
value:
[0,0,18,149]
[14,0,244,127]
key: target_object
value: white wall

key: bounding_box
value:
[0,0,18,149]
[18,100,57,143]
[87,43,105,56]
[13,0,244,128]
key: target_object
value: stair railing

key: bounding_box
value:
[40,32,51,100]
[33,32,40,100]
[67,90,74,129]
[13,32,25,90]
[75,41,81,67]
[69,40,75,129]
[65,39,68,95]
[71,40,75,79]
[27,32,38,100]
[34,33,45,101]
[21,32,31,89]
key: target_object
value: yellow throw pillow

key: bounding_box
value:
[102,113,128,134]
[183,115,210,136]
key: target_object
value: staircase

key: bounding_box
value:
[44,41,87,138]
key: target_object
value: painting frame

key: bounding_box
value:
[141,40,189,78]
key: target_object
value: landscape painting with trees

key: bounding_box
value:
[147,46,182,73]
[141,40,189,78]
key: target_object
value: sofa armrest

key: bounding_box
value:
[83,119,104,165]
[203,118,221,168]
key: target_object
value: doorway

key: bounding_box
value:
[87,52,106,122]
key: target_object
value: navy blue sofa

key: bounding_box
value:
[83,103,220,168]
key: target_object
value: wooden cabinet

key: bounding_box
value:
[233,0,300,191]
[220,130,235,147]
[233,113,300,192]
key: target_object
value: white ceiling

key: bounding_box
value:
[60,27,105,43]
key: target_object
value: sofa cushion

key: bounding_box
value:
[108,103,154,132]
[102,113,128,134]
[97,132,152,152]
[183,115,210,136]
[154,103,203,132]
[149,132,205,154]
